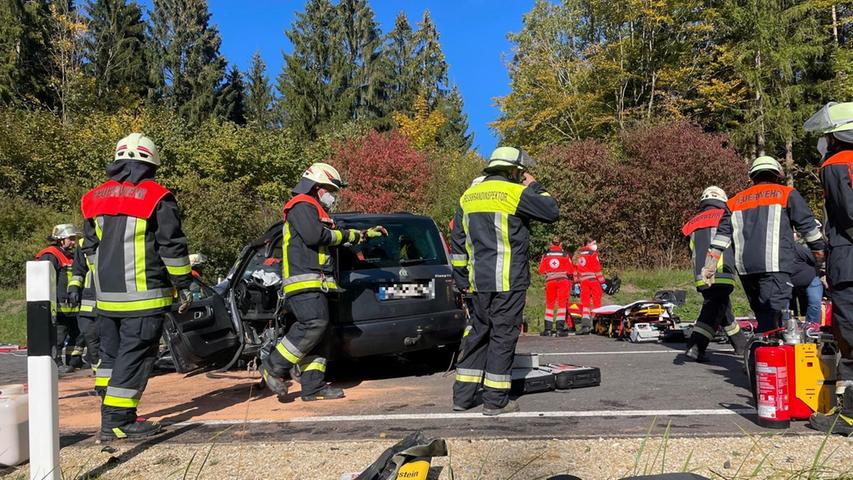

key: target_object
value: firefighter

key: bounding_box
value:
[573,237,605,334]
[260,163,385,401]
[681,186,748,362]
[538,237,573,336]
[803,102,853,434]
[450,146,559,415]
[77,133,194,440]
[189,253,207,280]
[68,237,100,385]
[36,224,84,372]
[704,156,825,334]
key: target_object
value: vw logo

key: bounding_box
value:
[399,268,409,278]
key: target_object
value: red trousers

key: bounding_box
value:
[544,280,571,327]
[580,280,603,318]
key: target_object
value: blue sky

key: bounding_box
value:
[139,0,534,154]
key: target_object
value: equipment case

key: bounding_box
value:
[543,363,601,390]
[510,367,556,395]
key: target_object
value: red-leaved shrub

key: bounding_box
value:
[332,130,431,213]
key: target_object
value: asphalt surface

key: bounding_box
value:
[2,333,824,447]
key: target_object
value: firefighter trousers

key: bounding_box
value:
[56,313,82,364]
[830,282,853,383]
[77,314,100,368]
[98,315,164,428]
[740,272,792,333]
[268,291,330,397]
[544,280,570,332]
[453,290,526,410]
[579,281,603,318]
[690,286,734,350]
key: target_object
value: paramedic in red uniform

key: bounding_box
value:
[574,236,604,334]
[538,237,573,336]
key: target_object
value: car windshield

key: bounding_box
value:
[335,216,447,271]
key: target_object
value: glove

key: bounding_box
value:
[67,286,81,308]
[701,250,721,286]
[344,229,362,246]
[178,288,193,314]
[813,250,826,276]
[361,225,388,240]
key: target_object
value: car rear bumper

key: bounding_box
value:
[329,309,466,359]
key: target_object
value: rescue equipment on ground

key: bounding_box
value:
[353,431,447,480]
[590,297,684,342]
[511,368,557,395]
[542,363,602,390]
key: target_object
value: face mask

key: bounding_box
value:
[817,137,828,157]
[589,243,598,252]
[319,191,336,209]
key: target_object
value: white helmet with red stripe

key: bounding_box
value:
[301,162,346,191]
[115,133,160,166]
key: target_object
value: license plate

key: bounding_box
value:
[377,282,434,300]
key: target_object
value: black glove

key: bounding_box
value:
[67,286,81,308]
[178,288,193,314]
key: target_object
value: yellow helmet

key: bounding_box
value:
[301,162,345,191]
[115,133,160,166]
[484,146,536,173]
[749,156,783,178]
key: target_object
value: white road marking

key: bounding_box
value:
[173,408,755,426]
[537,348,734,356]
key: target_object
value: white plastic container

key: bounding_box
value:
[0,384,29,466]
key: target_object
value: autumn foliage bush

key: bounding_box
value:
[534,121,748,268]
[334,130,432,213]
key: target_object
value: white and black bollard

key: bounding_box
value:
[26,261,60,480]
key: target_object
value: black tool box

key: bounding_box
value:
[510,367,556,395]
[542,363,601,390]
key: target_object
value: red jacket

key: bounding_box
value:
[573,247,604,283]
[538,244,573,282]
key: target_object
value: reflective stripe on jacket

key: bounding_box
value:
[683,201,735,289]
[80,179,192,317]
[450,174,559,292]
[538,245,573,282]
[70,238,97,315]
[281,194,358,296]
[821,150,853,285]
[711,183,824,274]
[573,248,604,283]
[35,246,78,314]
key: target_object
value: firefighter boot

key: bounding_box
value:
[259,357,289,397]
[576,317,592,335]
[540,321,553,337]
[809,386,853,435]
[685,333,710,363]
[100,420,162,441]
[556,320,569,337]
[483,399,520,416]
[302,386,345,401]
[728,330,749,356]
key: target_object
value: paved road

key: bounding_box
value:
[2,334,821,445]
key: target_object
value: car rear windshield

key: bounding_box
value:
[335,216,447,271]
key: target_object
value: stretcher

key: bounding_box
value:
[591,300,685,342]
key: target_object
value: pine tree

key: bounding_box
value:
[245,51,275,127]
[0,0,56,108]
[436,85,472,151]
[413,10,448,106]
[336,0,383,121]
[383,11,417,114]
[215,64,246,125]
[83,0,148,110]
[47,0,88,122]
[277,0,344,138]
[149,0,226,123]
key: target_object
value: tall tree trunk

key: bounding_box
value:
[755,49,766,156]
[785,134,795,186]
[832,4,839,44]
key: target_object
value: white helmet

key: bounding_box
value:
[50,224,81,241]
[484,146,536,173]
[700,186,728,203]
[189,253,207,266]
[301,162,345,191]
[115,133,160,166]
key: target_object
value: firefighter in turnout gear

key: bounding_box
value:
[682,187,748,362]
[80,133,194,440]
[706,156,825,333]
[574,237,605,334]
[260,163,384,401]
[450,146,559,415]
[538,238,573,336]
[36,224,84,372]
[69,237,101,386]
[804,101,853,435]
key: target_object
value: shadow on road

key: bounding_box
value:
[145,380,266,425]
[79,424,199,478]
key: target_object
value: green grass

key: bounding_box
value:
[0,287,26,345]
[524,268,751,333]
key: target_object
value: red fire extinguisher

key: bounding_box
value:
[755,345,791,429]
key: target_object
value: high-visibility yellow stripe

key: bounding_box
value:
[455,374,483,384]
[165,264,192,276]
[282,224,291,279]
[276,342,300,364]
[463,213,475,289]
[460,180,525,215]
[111,427,128,438]
[79,304,94,313]
[282,279,338,294]
[331,229,343,246]
[724,322,741,336]
[68,279,83,288]
[103,395,139,408]
[97,296,172,312]
[94,217,102,240]
[463,325,472,338]
[302,360,326,373]
[135,218,147,291]
[483,378,511,390]
[500,213,511,291]
[57,305,79,313]
[94,377,109,387]
[318,245,328,266]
